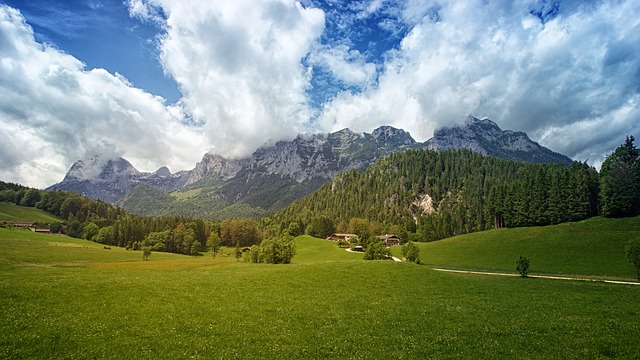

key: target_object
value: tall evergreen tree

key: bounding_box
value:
[600,136,640,217]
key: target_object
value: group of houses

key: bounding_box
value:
[326,233,401,247]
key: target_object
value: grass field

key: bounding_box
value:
[391,216,640,280]
[0,203,62,224]
[1,224,640,358]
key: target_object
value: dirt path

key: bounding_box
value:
[432,268,640,286]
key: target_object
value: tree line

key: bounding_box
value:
[0,184,264,255]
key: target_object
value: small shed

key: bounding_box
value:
[378,234,401,247]
[30,228,51,234]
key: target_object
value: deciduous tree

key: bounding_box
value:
[401,241,420,263]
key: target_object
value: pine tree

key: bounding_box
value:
[600,136,640,217]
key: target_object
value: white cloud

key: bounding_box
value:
[0,5,207,188]
[129,0,325,158]
[2,0,639,190]
[318,0,640,166]
[308,44,377,87]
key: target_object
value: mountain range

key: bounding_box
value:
[47,116,572,218]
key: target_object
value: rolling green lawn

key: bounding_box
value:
[391,216,640,280]
[294,235,363,263]
[1,227,640,358]
[0,203,62,223]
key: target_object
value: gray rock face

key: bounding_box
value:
[425,116,572,165]
[47,156,188,203]
[184,154,249,186]
[49,119,573,211]
[185,126,419,185]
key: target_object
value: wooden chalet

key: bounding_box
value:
[326,233,358,242]
[378,234,401,247]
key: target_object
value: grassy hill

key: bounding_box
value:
[293,235,363,263]
[1,228,639,358]
[0,202,62,223]
[391,216,640,279]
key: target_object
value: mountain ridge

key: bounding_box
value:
[48,117,573,218]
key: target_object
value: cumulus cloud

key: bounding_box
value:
[2,0,639,189]
[129,0,325,157]
[0,5,207,188]
[307,44,377,88]
[318,0,640,166]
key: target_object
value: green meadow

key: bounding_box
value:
[0,202,62,224]
[391,216,640,280]
[1,223,640,359]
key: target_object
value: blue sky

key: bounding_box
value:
[0,0,639,188]
[3,0,181,101]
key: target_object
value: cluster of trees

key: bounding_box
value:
[245,234,296,264]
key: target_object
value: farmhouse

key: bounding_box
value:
[5,221,36,228]
[378,234,401,247]
[326,233,358,242]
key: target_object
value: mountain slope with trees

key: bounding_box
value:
[267,149,599,242]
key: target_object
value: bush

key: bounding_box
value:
[260,234,296,264]
[516,256,530,277]
[401,241,420,263]
[625,240,640,280]
[142,247,152,261]
[364,241,391,260]
[249,245,263,263]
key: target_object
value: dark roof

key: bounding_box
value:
[377,234,400,241]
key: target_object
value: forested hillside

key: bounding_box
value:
[267,149,599,242]
[0,182,218,255]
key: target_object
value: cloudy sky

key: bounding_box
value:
[1,0,638,188]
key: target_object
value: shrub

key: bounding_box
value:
[401,241,420,263]
[625,240,640,280]
[364,240,391,260]
[142,247,152,261]
[260,234,296,264]
[516,256,530,277]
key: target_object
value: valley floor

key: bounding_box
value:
[1,228,640,358]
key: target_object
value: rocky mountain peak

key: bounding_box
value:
[155,166,172,177]
[184,153,248,186]
[64,156,139,182]
[427,116,572,164]
[371,126,415,145]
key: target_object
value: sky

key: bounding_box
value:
[1,0,639,188]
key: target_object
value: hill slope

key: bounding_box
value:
[391,216,640,279]
[0,203,62,223]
